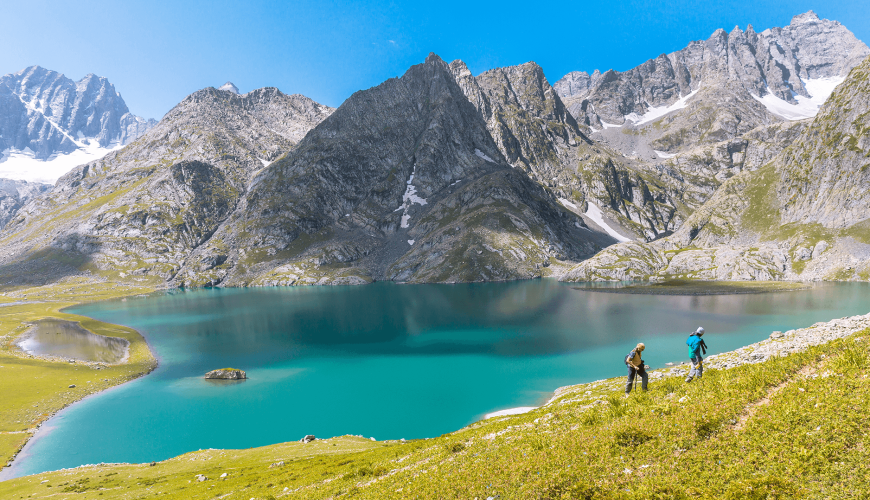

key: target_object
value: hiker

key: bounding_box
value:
[685,327,708,382]
[624,342,648,394]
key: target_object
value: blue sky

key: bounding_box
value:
[2,0,867,120]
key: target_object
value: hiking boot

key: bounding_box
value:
[685,377,693,383]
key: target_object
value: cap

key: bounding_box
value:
[694,327,705,335]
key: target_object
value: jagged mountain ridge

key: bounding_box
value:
[0,54,611,288]
[0,66,157,158]
[0,10,866,288]
[561,54,870,283]
[448,59,686,241]
[555,11,869,156]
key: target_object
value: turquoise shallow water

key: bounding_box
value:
[9,280,870,477]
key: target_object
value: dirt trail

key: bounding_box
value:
[731,362,817,432]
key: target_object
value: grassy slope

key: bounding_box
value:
[0,277,158,468]
[1,329,868,499]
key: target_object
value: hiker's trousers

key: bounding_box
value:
[687,354,703,381]
[625,365,648,393]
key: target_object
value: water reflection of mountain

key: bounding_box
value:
[18,319,128,363]
[73,281,870,362]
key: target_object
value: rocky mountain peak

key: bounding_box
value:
[218,82,239,94]
[555,11,869,157]
[791,10,820,24]
[424,52,445,66]
[0,65,156,175]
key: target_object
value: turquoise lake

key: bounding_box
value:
[9,280,870,478]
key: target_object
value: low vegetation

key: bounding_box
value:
[2,324,868,499]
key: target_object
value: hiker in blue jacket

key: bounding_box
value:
[685,327,707,382]
[624,343,648,394]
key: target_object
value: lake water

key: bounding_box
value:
[9,280,870,478]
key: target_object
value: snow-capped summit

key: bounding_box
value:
[0,66,157,183]
[218,82,239,94]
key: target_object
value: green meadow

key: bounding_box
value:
[0,278,157,468]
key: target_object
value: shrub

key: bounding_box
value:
[613,426,654,447]
[444,442,465,453]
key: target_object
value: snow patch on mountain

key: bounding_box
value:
[584,201,632,242]
[399,169,427,229]
[0,140,123,184]
[474,148,495,163]
[751,76,845,120]
[654,150,677,159]
[219,82,240,94]
[624,86,701,126]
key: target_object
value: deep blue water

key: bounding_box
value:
[9,280,870,477]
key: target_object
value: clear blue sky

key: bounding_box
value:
[2,0,867,120]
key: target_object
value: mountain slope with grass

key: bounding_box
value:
[562,54,870,283]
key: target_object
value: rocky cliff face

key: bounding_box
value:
[556,11,869,157]
[0,66,156,159]
[645,119,808,211]
[562,54,870,283]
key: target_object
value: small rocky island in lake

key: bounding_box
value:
[204,368,246,380]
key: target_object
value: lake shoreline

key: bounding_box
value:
[3,280,868,481]
[0,280,160,480]
[570,279,813,295]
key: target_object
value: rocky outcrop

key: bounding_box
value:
[448,60,685,241]
[205,368,246,380]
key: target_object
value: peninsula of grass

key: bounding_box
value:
[573,279,810,295]
[2,327,868,499]
[0,277,158,469]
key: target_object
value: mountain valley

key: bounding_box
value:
[0,10,867,288]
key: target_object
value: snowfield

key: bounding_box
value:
[751,76,845,120]
[0,140,123,184]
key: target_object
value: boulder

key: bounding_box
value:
[204,368,246,380]
[301,435,316,444]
